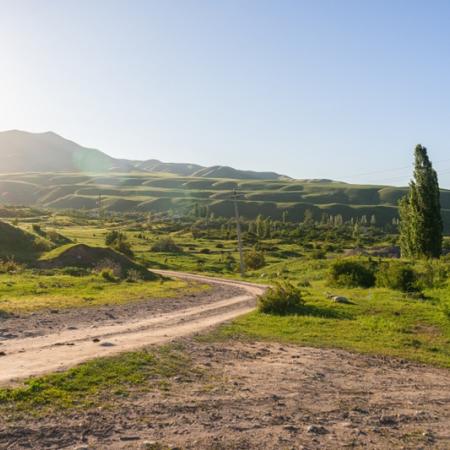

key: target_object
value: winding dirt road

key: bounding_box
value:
[0,270,266,385]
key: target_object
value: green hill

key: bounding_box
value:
[0,172,449,231]
[0,221,51,260]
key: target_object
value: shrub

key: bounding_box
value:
[114,239,134,258]
[224,254,236,271]
[415,259,449,289]
[151,237,182,253]
[100,268,118,282]
[32,224,43,235]
[258,282,305,315]
[105,230,133,258]
[376,262,419,292]
[328,260,375,288]
[0,258,24,274]
[94,259,122,280]
[105,230,122,246]
[244,248,266,270]
[60,266,90,277]
[126,269,143,282]
[311,249,326,260]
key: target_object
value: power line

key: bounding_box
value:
[338,157,450,181]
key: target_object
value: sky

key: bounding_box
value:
[1,0,450,187]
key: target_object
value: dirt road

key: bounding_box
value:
[0,270,266,385]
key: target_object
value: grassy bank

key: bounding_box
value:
[0,344,201,417]
[0,271,208,313]
[205,281,450,368]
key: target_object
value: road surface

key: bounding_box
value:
[0,270,266,385]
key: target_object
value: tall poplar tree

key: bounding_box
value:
[399,145,442,258]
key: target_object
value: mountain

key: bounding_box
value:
[0,130,288,180]
[0,130,134,173]
[191,166,291,180]
[134,159,203,176]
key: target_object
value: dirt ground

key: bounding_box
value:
[1,339,450,449]
[0,283,242,341]
[0,272,263,384]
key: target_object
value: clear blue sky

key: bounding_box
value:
[1,0,450,187]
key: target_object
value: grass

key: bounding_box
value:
[205,283,450,368]
[0,344,201,416]
[3,171,450,227]
[1,211,450,416]
[0,271,208,313]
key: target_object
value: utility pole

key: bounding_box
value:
[97,194,103,221]
[232,189,245,277]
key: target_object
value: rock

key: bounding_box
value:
[379,415,397,426]
[119,435,141,441]
[92,338,100,343]
[100,341,115,347]
[307,425,328,434]
[0,351,6,356]
[332,296,350,304]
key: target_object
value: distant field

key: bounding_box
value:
[2,172,450,229]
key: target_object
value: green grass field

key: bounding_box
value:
[206,285,450,368]
[2,171,450,228]
[0,211,449,414]
[0,271,207,313]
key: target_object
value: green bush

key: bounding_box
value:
[258,282,305,315]
[126,269,143,282]
[244,248,266,270]
[415,259,449,289]
[376,262,419,292]
[94,259,122,280]
[0,258,24,274]
[60,266,90,277]
[151,237,182,253]
[328,259,375,288]
[105,230,134,258]
[100,268,118,282]
[114,239,134,258]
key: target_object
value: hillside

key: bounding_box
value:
[0,130,287,180]
[0,130,134,173]
[0,220,50,259]
[1,172,449,231]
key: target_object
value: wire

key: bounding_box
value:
[339,157,450,181]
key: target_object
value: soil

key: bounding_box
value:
[36,244,154,279]
[0,283,242,341]
[1,340,449,449]
[0,271,265,384]
[1,271,449,449]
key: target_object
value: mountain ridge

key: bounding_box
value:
[0,130,290,180]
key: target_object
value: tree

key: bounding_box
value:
[105,230,134,258]
[399,145,442,258]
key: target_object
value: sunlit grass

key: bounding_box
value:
[204,284,450,367]
[0,344,201,416]
[0,271,208,313]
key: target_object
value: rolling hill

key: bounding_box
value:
[1,130,449,231]
[0,130,288,180]
[1,171,449,231]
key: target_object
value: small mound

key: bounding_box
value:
[0,220,50,260]
[37,244,156,280]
